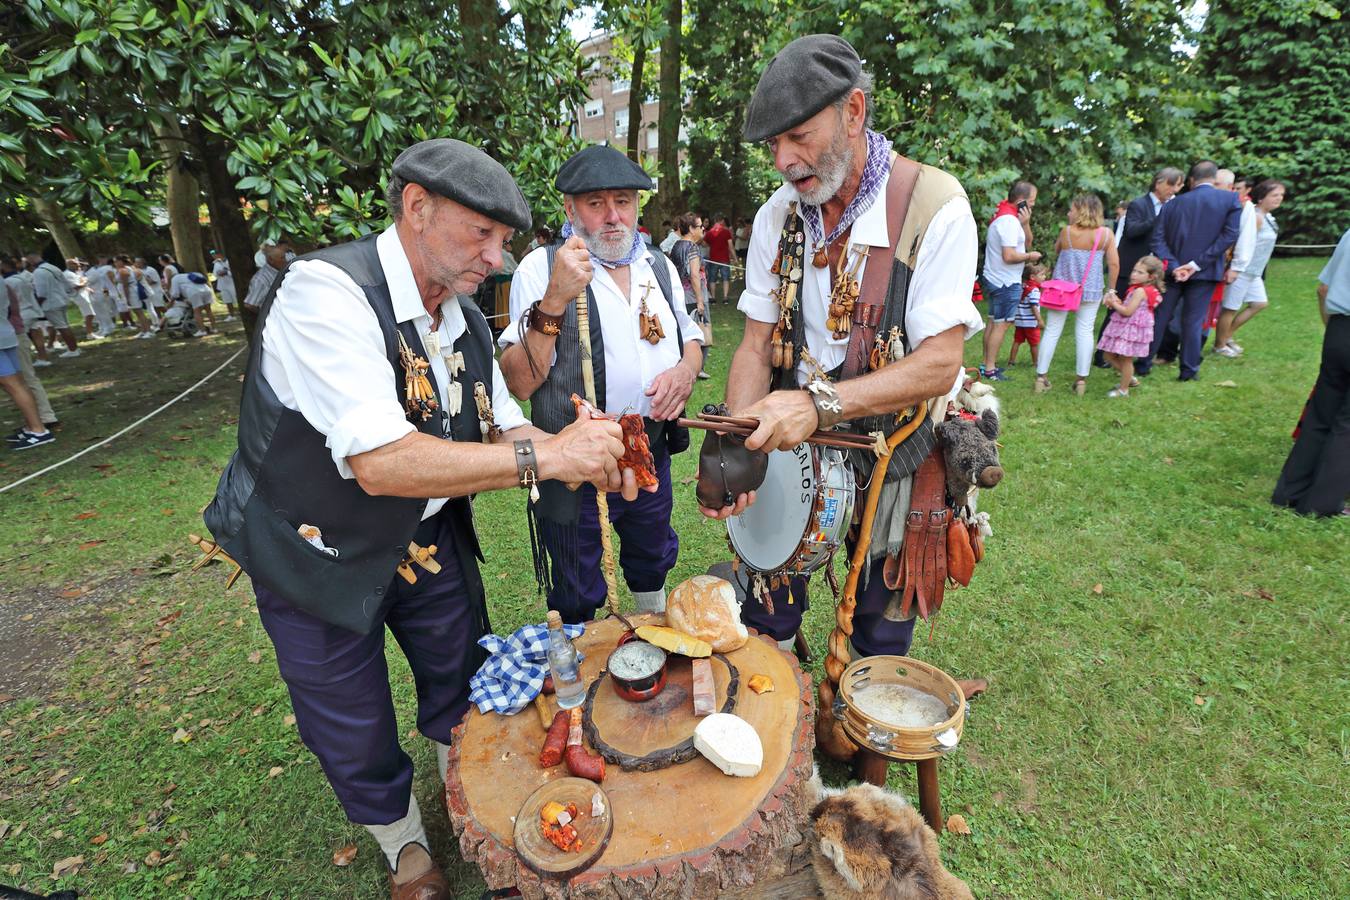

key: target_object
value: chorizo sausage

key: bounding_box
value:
[563,707,605,783]
[538,709,569,768]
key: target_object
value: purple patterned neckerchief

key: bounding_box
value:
[560,219,646,268]
[799,129,893,248]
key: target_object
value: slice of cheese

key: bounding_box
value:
[635,625,712,658]
[693,713,763,778]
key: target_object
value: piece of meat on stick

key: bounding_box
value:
[571,393,659,488]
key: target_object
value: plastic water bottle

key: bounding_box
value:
[546,611,585,710]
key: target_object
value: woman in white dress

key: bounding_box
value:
[1213,180,1285,356]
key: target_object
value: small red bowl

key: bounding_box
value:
[606,640,668,702]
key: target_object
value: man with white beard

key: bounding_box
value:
[499,145,705,623]
[702,35,984,670]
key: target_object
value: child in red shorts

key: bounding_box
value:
[1008,263,1047,367]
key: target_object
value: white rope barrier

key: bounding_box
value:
[0,345,248,495]
[1274,243,1339,250]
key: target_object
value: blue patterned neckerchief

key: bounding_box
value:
[560,219,646,269]
[799,129,893,249]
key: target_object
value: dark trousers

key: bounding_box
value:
[739,555,917,658]
[1144,278,1214,379]
[1272,315,1350,516]
[538,452,679,623]
[255,513,484,825]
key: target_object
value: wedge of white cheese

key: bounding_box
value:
[693,713,763,777]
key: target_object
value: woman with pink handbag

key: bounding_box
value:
[1034,194,1121,394]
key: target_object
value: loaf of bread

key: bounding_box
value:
[666,575,748,653]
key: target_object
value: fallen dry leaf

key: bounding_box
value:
[1091,583,1104,595]
[945,814,972,835]
[1194,695,1208,706]
[6,862,20,876]
[60,587,85,599]
[0,694,13,705]
[332,843,358,867]
[144,849,162,867]
[161,508,175,516]
[283,714,296,727]
[78,540,105,551]
[170,435,192,442]
[1257,588,1274,601]
[90,832,108,845]
[1215,380,1238,388]
[268,766,284,778]
[172,728,192,744]
[247,650,262,664]
[74,511,98,520]
[1163,457,1174,465]
[52,854,85,878]
[19,614,33,622]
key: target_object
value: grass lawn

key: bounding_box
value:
[1,257,1344,898]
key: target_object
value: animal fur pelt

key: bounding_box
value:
[808,775,974,900]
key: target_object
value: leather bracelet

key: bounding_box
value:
[806,378,845,429]
[513,439,540,502]
[528,301,563,336]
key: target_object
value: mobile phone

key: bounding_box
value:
[1016,200,1029,214]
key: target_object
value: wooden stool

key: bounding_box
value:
[853,747,942,832]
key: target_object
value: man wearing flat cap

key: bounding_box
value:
[703,36,984,665]
[205,138,634,900]
[499,144,705,622]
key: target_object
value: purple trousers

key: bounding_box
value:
[255,513,484,825]
[538,452,679,623]
[740,554,916,658]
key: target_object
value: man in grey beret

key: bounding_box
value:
[705,35,986,686]
[205,138,635,900]
[499,144,705,622]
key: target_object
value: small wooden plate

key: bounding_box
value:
[512,777,613,879]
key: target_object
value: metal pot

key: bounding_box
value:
[606,640,668,702]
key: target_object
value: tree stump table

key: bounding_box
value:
[445,615,817,899]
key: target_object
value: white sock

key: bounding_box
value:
[434,740,451,784]
[364,794,427,870]
[633,589,666,613]
[777,637,794,652]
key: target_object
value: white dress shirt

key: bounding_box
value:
[1229,200,1257,275]
[33,263,71,307]
[261,226,527,519]
[499,244,703,417]
[738,169,983,392]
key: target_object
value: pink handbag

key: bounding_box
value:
[1039,229,1103,311]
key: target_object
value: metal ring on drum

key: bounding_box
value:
[727,443,856,577]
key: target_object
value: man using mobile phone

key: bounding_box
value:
[980,181,1041,380]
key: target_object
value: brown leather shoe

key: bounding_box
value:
[386,842,451,900]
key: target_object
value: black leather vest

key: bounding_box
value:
[204,233,493,634]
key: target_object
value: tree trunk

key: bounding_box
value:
[653,0,683,223]
[192,121,260,340]
[29,195,85,261]
[152,117,208,277]
[626,36,647,162]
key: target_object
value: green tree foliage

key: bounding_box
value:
[1197,0,1349,243]
[1,0,590,244]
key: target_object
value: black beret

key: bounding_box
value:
[391,138,532,232]
[743,35,861,142]
[554,144,654,195]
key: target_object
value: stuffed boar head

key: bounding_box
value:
[936,408,1003,508]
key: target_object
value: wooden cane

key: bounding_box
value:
[575,287,622,617]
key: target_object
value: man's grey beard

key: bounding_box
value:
[783,125,854,206]
[574,219,635,262]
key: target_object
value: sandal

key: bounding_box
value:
[1073,378,1087,396]
[1034,375,1051,394]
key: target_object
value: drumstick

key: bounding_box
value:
[695,412,878,448]
[677,418,877,451]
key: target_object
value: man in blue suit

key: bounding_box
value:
[1139,161,1242,381]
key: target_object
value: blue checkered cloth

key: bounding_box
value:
[468,622,586,715]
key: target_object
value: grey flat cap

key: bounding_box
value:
[392,138,532,232]
[555,144,654,195]
[743,35,861,142]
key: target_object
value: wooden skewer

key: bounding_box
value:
[677,418,877,451]
[694,414,878,448]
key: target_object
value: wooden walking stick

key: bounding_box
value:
[574,287,622,617]
[816,401,929,762]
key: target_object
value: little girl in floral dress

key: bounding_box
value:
[1097,255,1165,397]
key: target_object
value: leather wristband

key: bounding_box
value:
[528,301,563,336]
[807,378,845,429]
[513,439,540,501]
